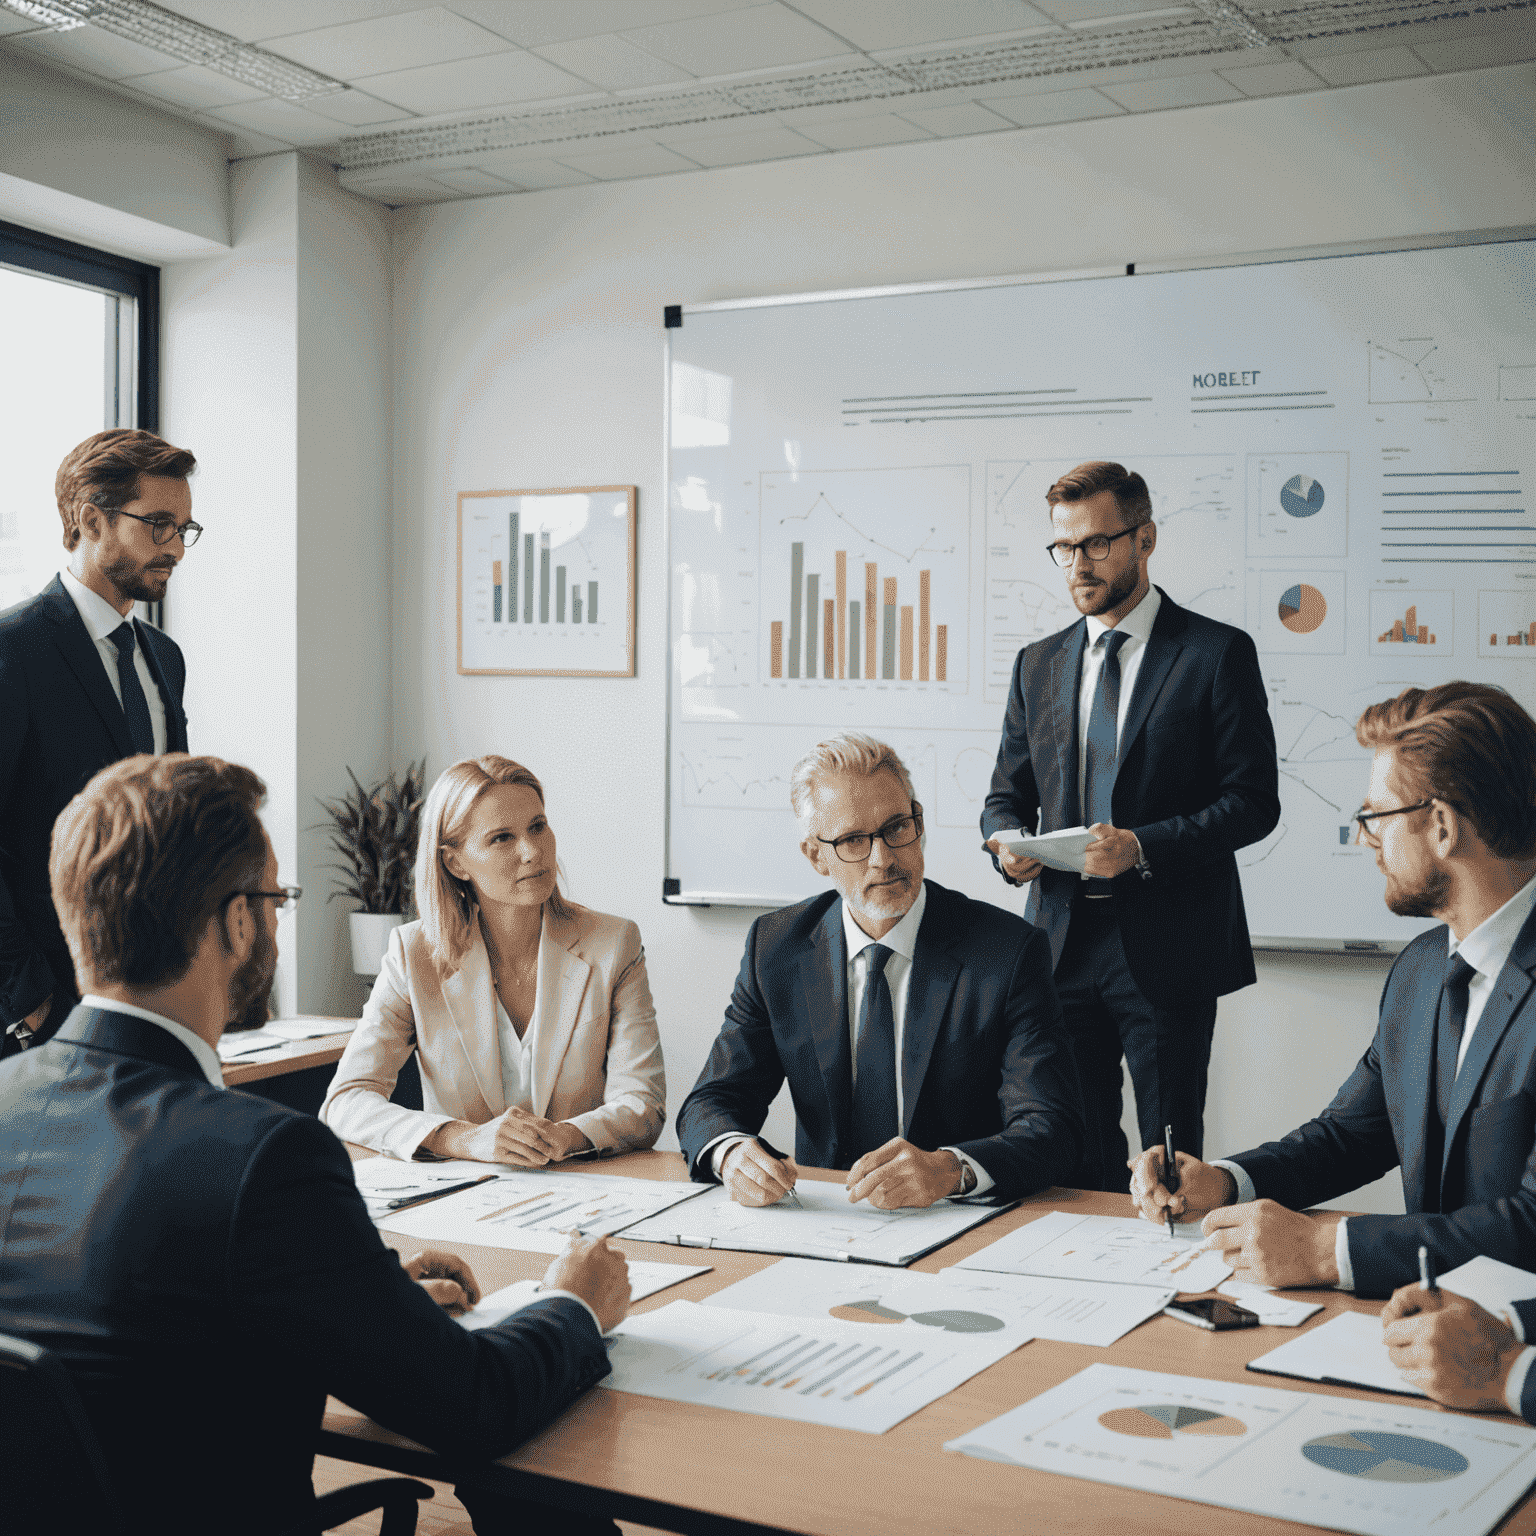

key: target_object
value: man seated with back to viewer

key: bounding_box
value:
[1130,683,1536,1297]
[676,732,1083,1209]
[0,753,629,1536]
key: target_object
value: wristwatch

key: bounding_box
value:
[1133,837,1153,882]
[954,1159,978,1197]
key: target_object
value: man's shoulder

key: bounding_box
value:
[1382,925,1453,1001]
[920,880,1031,950]
[750,889,841,950]
[1154,593,1251,654]
[0,584,61,641]
[1016,618,1082,669]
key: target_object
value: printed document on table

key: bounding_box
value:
[376,1169,708,1252]
[1438,1256,1536,1316]
[992,826,1095,873]
[352,1157,507,1222]
[1248,1311,1426,1397]
[1218,1281,1324,1327]
[618,1180,1013,1266]
[953,1210,1232,1295]
[604,1299,1020,1434]
[947,1363,1536,1536]
[458,1262,713,1330]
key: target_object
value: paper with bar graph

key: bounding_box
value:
[375,1167,707,1252]
[602,1299,1020,1433]
[458,486,635,676]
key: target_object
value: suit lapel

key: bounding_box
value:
[441,938,503,1117]
[1050,623,1087,826]
[801,901,852,1156]
[1116,591,1184,772]
[529,911,592,1118]
[39,576,135,756]
[901,883,959,1139]
[139,624,186,751]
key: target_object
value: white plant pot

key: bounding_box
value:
[350,912,404,977]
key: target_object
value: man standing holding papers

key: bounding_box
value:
[1132,683,1536,1297]
[982,461,1279,1190]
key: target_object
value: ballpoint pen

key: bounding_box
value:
[1419,1244,1437,1293]
[386,1173,497,1210]
[1163,1123,1180,1241]
[781,1186,804,1209]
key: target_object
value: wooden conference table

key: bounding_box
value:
[321,1153,1536,1536]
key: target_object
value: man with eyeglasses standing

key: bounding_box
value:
[1130,683,1536,1297]
[982,461,1279,1192]
[0,428,199,1056]
[677,732,1083,1208]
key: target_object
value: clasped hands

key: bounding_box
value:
[424,1104,593,1167]
[985,823,1141,884]
[722,1136,968,1210]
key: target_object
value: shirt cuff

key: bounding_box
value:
[700,1132,754,1181]
[1333,1217,1354,1292]
[1506,1347,1536,1417]
[941,1148,994,1198]
[1209,1159,1256,1207]
[1510,1308,1527,1345]
[536,1288,608,1337]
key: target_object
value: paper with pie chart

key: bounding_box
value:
[603,1299,1020,1434]
[702,1256,1171,1348]
[1246,452,1349,558]
[946,1363,1536,1536]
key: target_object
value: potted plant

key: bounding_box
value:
[318,761,427,977]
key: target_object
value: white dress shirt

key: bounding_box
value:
[1502,1302,1535,1417]
[59,567,168,755]
[1215,872,1536,1294]
[495,994,536,1111]
[80,993,223,1087]
[1076,583,1162,819]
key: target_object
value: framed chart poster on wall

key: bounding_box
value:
[458,485,636,677]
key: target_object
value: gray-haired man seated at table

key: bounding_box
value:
[676,732,1083,1210]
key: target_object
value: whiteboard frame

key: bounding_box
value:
[661,224,1536,956]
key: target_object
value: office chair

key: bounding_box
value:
[0,1331,433,1535]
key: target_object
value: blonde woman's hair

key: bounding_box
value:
[789,732,916,828]
[416,755,575,974]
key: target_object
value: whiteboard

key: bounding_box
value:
[663,237,1536,950]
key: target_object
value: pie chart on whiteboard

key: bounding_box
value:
[1278,583,1328,634]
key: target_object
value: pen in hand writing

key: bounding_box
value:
[1163,1123,1180,1242]
[386,1173,497,1210]
[1419,1243,1437,1293]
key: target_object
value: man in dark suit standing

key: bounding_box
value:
[982,461,1279,1190]
[677,732,1082,1209]
[0,752,627,1536]
[0,429,197,1055]
[1132,683,1536,1298]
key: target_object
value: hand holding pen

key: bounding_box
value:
[1162,1124,1181,1241]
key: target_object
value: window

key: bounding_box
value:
[0,220,159,612]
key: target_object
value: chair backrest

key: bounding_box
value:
[0,1330,128,1535]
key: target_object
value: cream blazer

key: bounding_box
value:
[320,905,665,1161]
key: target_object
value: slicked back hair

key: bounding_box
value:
[1356,683,1536,858]
[1046,460,1152,529]
[50,753,267,989]
[55,428,197,551]
[789,732,916,827]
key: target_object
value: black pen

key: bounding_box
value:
[386,1173,497,1210]
[1163,1123,1180,1241]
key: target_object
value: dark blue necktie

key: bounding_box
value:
[1082,629,1130,894]
[110,622,156,756]
[851,943,898,1158]
[1435,953,1477,1127]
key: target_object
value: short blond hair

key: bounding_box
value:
[789,733,915,826]
[415,755,575,975]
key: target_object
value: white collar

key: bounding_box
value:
[841,880,928,963]
[59,567,133,644]
[1450,871,1536,982]
[1084,582,1161,646]
[79,993,225,1088]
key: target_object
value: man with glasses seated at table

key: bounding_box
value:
[1131,683,1536,1297]
[0,429,199,1057]
[676,732,1083,1210]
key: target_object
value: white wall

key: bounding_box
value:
[390,63,1536,1201]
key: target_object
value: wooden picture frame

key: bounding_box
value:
[457,485,636,677]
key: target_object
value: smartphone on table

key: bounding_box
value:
[1163,1297,1260,1331]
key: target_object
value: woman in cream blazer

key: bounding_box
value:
[321,756,665,1162]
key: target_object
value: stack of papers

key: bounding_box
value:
[1439,1256,1536,1315]
[217,1030,291,1061]
[1218,1281,1325,1327]
[1248,1311,1424,1397]
[991,826,1096,873]
[217,1017,355,1061]
[458,1262,711,1330]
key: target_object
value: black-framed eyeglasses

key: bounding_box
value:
[118,511,203,547]
[1045,525,1138,569]
[241,885,303,912]
[1352,801,1434,845]
[816,809,923,864]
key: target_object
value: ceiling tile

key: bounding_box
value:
[303,89,416,125]
[1307,46,1429,85]
[554,143,704,179]
[1217,60,1326,97]
[163,3,427,44]
[982,86,1125,124]
[797,113,936,149]
[7,24,187,79]
[1413,29,1536,70]
[660,125,824,164]
[533,33,694,89]
[621,3,853,75]
[208,98,351,147]
[0,12,44,35]
[430,167,516,192]
[1100,71,1244,109]
[790,0,1053,50]
[468,154,598,188]
[895,101,1016,136]
[1032,0,1190,19]
[445,1,757,48]
[127,64,270,110]
[358,50,595,113]
[262,7,512,78]
[349,176,453,203]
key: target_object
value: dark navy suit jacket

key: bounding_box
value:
[1513,1300,1536,1422]
[0,576,189,1029]
[1231,905,1536,1298]
[0,1007,609,1536]
[981,588,1279,1005]
[674,879,1083,1199]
